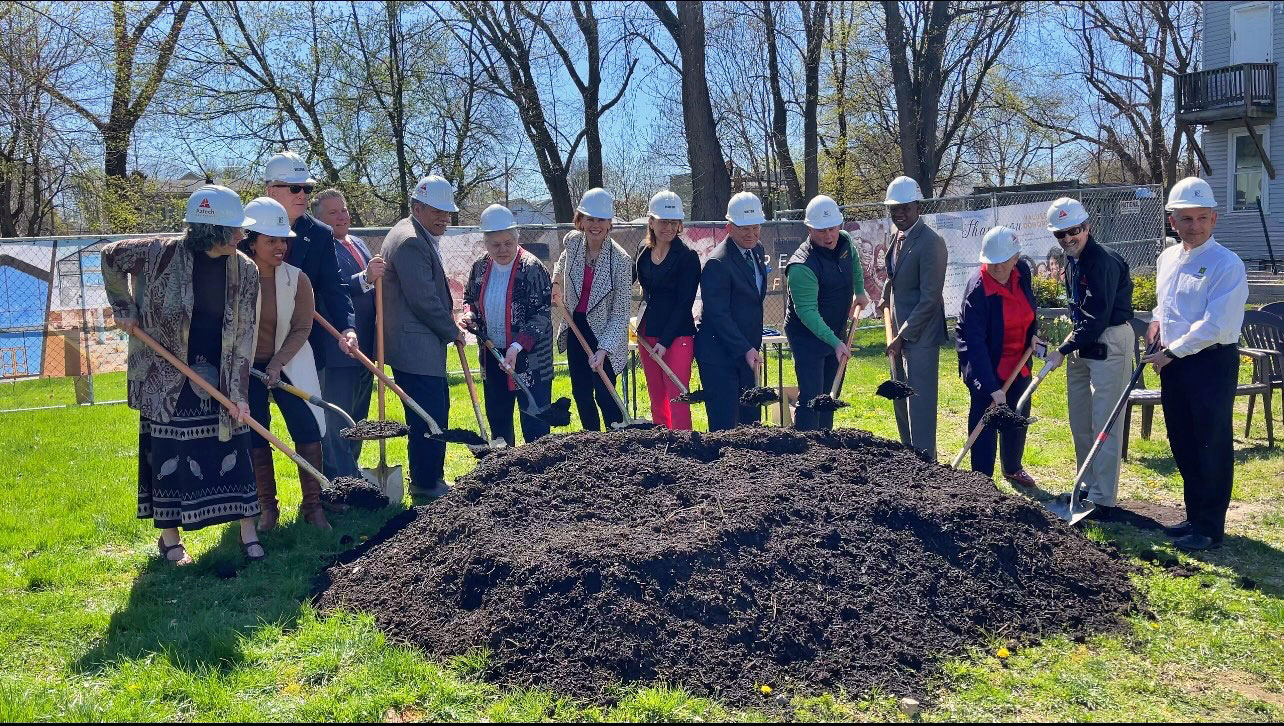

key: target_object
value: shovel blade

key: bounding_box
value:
[362,462,404,507]
[1046,493,1095,525]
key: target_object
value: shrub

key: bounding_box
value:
[1132,274,1157,311]
[1032,276,1065,308]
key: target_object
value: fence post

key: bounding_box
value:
[77,249,95,405]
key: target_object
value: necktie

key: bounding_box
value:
[890,231,906,276]
[743,249,760,292]
[342,237,366,271]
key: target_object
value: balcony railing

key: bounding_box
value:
[1176,62,1276,124]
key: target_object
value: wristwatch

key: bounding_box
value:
[1162,348,1177,360]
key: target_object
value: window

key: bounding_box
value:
[1230,126,1269,212]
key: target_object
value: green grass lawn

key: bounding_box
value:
[1,331,1282,721]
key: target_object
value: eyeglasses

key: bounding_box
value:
[272,183,314,195]
[1052,225,1084,239]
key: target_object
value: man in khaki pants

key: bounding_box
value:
[1044,198,1134,520]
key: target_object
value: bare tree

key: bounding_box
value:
[14,1,193,178]
[880,1,1024,195]
[640,1,731,220]
[762,1,804,210]
[1025,0,1200,188]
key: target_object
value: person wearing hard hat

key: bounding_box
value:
[880,175,948,458]
[263,151,359,374]
[1141,177,1249,551]
[237,197,330,530]
[101,185,265,565]
[955,227,1040,485]
[463,204,554,445]
[784,195,870,431]
[382,174,466,499]
[552,188,633,430]
[634,190,700,430]
[309,188,382,478]
[696,191,769,431]
[1042,196,1134,520]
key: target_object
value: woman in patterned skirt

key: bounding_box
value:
[102,185,265,565]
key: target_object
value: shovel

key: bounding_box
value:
[454,340,508,456]
[950,347,1035,469]
[127,327,332,490]
[558,301,654,430]
[880,313,913,445]
[1046,343,1158,525]
[807,302,863,411]
[479,337,572,427]
[739,356,780,408]
[250,368,357,429]
[632,300,703,404]
[362,279,402,504]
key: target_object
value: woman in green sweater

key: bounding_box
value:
[784,195,870,430]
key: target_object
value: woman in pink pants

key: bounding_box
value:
[633,190,700,429]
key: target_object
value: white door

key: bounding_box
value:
[1232,3,1273,64]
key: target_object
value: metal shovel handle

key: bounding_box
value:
[129,327,330,488]
[250,368,357,428]
[1066,342,1159,504]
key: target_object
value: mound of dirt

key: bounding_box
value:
[315,427,1135,704]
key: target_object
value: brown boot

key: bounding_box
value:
[250,447,279,531]
[296,441,331,530]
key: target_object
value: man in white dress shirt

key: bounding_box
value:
[1142,177,1249,551]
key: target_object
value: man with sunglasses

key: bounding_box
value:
[264,151,359,370]
[1043,197,1134,521]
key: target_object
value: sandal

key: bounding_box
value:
[1003,469,1037,488]
[241,539,266,561]
[157,535,194,566]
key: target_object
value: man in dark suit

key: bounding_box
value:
[263,151,358,367]
[382,175,464,499]
[312,188,383,478]
[880,175,947,460]
[696,191,769,431]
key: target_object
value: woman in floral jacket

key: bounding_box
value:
[102,185,264,565]
[464,206,554,445]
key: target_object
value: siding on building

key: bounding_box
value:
[1199,0,1284,265]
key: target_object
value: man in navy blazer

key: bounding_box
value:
[312,189,383,478]
[696,192,769,431]
[263,151,359,370]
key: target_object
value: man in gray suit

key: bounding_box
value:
[880,175,947,460]
[382,175,464,498]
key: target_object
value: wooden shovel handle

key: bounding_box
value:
[828,303,863,398]
[951,346,1035,469]
[634,327,691,395]
[559,300,632,417]
[312,310,443,435]
[129,327,329,487]
[376,277,387,462]
[455,340,492,441]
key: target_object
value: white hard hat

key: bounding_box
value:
[883,175,923,205]
[411,175,458,213]
[185,184,254,228]
[1045,197,1090,232]
[1166,177,1217,210]
[263,151,316,185]
[804,195,843,229]
[242,197,296,238]
[979,226,1020,264]
[479,204,517,233]
[647,190,684,220]
[577,187,615,219]
[726,191,766,226]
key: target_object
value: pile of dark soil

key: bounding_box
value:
[315,428,1135,705]
[341,419,408,441]
[321,476,389,510]
[875,379,915,399]
[739,386,780,407]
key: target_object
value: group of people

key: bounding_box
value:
[101,147,1249,564]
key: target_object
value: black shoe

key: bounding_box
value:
[1164,520,1196,538]
[1082,503,1117,521]
[1174,533,1221,551]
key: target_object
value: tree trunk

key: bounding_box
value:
[801,0,826,200]
[673,2,730,220]
[388,1,409,218]
[103,123,131,178]
[763,2,804,210]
